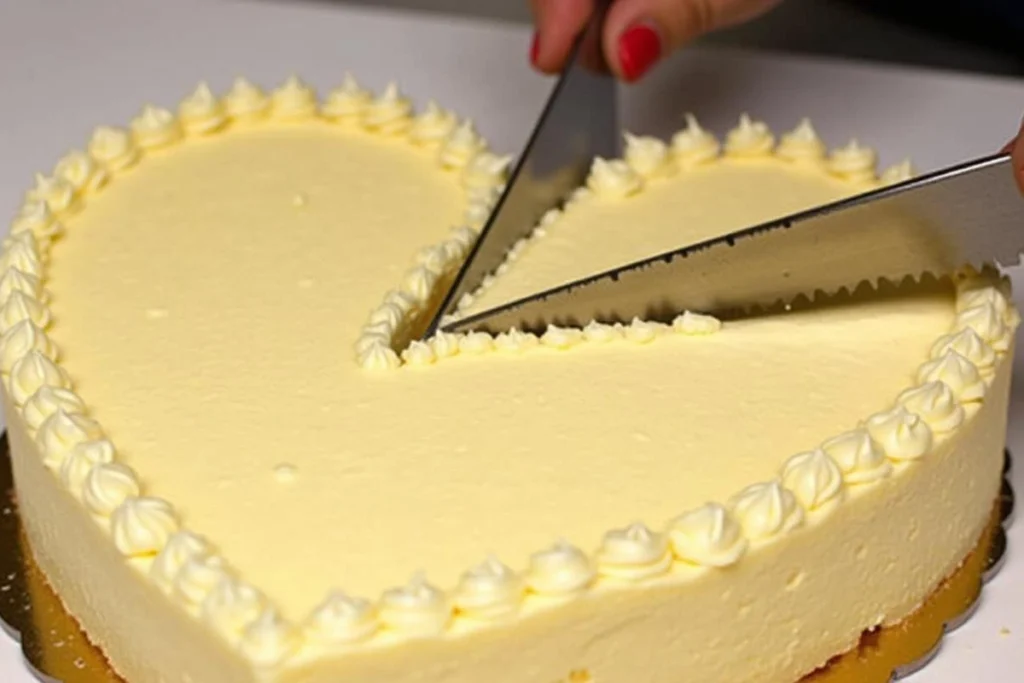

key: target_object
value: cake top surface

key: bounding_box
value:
[3,77,1013,665]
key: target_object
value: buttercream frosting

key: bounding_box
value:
[240,609,300,668]
[526,541,595,596]
[880,159,914,185]
[22,385,86,430]
[10,200,63,242]
[897,381,966,433]
[624,317,666,343]
[931,328,997,370]
[459,331,495,354]
[668,503,747,567]
[0,319,56,374]
[596,523,673,580]
[670,114,720,166]
[363,83,413,135]
[957,302,1011,351]
[179,82,228,135]
[379,575,452,636]
[776,119,826,163]
[494,328,541,352]
[587,158,643,198]
[1,235,42,278]
[827,139,877,183]
[271,76,318,121]
[453,557,524,620]
[780,450,844,512]
[725,114,775,156]
[917,350,986,402]
[82,462,142,517]
[305,592,378,644]
[225,78,271,122]
[958,281,1010,315]
[151,530,210,593]
[624,133,673,178]
[820,429,892,485]
[110,496,179,556]
[865,406,932,461]
[430,331,462,358]
[439,120,484,169]
[404,266,438,302]
[358,341,401,371]
[28,172,75,214]
[0,292,49,337]
[203,578,267,642]
[581,321,622,343]
[729,481,804,541]
[0,267,42,302]
[401,340,436,366]
[322,74,371,121]
[88,126,139,171]
[59,439,115,494]
[131,106,182,149]
[462,151,512,191]
[9,349,68,406]
[540,325,584,350]
[36,408,103,470]
[54,150,109,194]
[410,101,458,146]
[174,552,232,607]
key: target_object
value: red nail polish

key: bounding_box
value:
[618,23,662,82]
[530,32,540,67]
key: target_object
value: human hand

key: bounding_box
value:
[529,0,782,82]
[1003,117,1024,193]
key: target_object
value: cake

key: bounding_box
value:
[0,75,1015,683]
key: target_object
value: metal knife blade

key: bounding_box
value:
[422,0,618,338]
[444,153,1022,335]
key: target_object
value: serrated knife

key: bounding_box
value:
[422,0,618,338]
[443,153,1023,335]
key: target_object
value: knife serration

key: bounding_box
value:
[445,153,1022,335]
[421,0,618,338]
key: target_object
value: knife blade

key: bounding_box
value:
[421,0,618,338]
[444,153,1023,335]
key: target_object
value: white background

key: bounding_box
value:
[0,0,1022,680]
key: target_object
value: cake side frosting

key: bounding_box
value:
[0,75,1017,682]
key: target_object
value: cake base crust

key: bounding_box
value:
[0,440,1011,683]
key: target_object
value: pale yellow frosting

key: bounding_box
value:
[1,79,1016,683]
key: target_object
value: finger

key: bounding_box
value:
[604,0,782,81]
[1011,116,1024,194]
[529,0,594,74]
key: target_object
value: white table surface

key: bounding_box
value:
[0,0,1022,681]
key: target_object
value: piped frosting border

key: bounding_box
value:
[0,78,1017,673]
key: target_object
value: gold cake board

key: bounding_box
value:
[0,436,1014,683]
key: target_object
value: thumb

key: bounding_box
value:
[604,0,782,81]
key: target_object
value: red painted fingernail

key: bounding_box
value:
[618,22,662,82]
[530,32,540,67]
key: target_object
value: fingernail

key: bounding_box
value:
[618,22,662,82]
[530,32,540,67]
